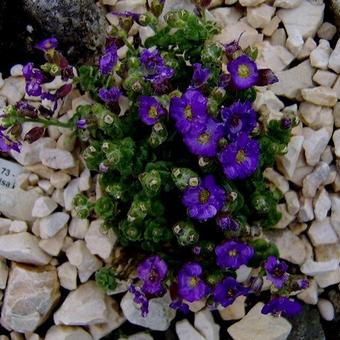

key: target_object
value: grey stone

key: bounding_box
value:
[21,0,107,64]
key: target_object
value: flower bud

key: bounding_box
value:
[73,193,92,218]
[139,169,162,196]
[171,168,200,191]
[128,197,151,222]
[252,193,270,214]
[149,122,168,148]
[94,196,117,219]
[201,43,223,65]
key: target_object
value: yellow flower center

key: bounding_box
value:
[236,149,246,164]
[227,288,235,297]
[189,277,199,287]
[199,189,210,204]
[198,132,211,145]
[228,249,238,257]
[184,105,193,120]
[148,106,158,119]
[237,64,250,78]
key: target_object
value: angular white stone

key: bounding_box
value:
[45,325,92,340]
[271,60,315,100]
[297,279,318,305]
[247,4,275,29]
[303,127,331,166]
[0,232,50,265]
[274,0,302,8]
[39,212,70,239]
[50,171,71,189]
[308,218,338,246]
[57,262,77,290]
[318,299,335,321]
[227,302,292,340]
[85,220,117,260]
[39,148,75,170]
[264,229,306,265]
[277,135,304,178]
[333,129,340,158]
[66,240,102,283]
[63,178,80,211]
[301,259,339,276]
[0,77,25,105]
[263,168,289,194]
[297,37,317,60]
[79,168,91,191]
[194,309,220,340]
[210,7,242,27]
[298,197,314,222]
[89,296,125,340]
[69,218,89,239]
[0,263,60,333]
[0,259,8,289]
[318,22,337,40]
[39,227,67,256]
[277,1,324,39]
[313,70,337,87]
[9,220,27,233]
[10,138,56,166]
[121,292,175,331]
[285,191,300,215]
[126,333,153,340]
[315,268,340,288]
[301,86,337,107]
[0,187,40,222]
[54,281,108,326]
[32,197,58,218]
[176,320,205,340]
[310,40,331,70]
[286,31,304,56]
[38,180,54,195]
[329,39,340,73]
[218,296,246,321]
[313,188,331,221]
[239,0,266,5]
[302,162,330,198]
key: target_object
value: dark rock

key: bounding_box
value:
[328,289,340,315]
[21,0,107,65]
[329,1,340,32]
[287,305,325,340]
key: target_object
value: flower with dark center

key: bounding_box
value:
[0,127,21,153]
[76,119,88,130]
[257,68,279,86]
[99,44,118,75]
[140,48,164,69]
[139,96,166,125]
[224,40,241,56]
[297,279,309,290]
[219,73,231,89]
[182,175,225,221]
[98,87,122,104]
[129,284,149,316]
[192,63,210,88]
[264,256,289,289]
[215,240,254,270]
[227,55,259,90]
[216,213,240,232]
[170,89,208,134]
[22,62,45,97]
[219,133,260,180]
[183,118,224,157]
[281,117,292,129]
[221,101,256,140]
[138,255,168,296]
[35,37,58,52]
[214,277,249,307]
[177,263,210,302]
[262,297,302,317]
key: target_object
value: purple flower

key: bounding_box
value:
[170,89,208,134]
[216,214,240,232]
[129,285,149,317]
[139,96,166,125]
[193,246,202,255]
[219,133,260,180]
[23,63,45,97]
[140,49,164,69]
[99,162,109,173]
[76,119,87,130]
[169,300,190,314]
[262,297,302,317]
[219,73,231,89]
[264,256,289,289]
[0,127,21,153]
[99,45,118,75]
[214,277,249,307]
[110,10,141,22]
[35,37,58,52]
[281,117,292,129]
[297,279,309,289]
[138,256,168,296]
[215,240,254,270]
[224,40,241,55]
[221,101,256,140]
[183,118,224,157]
[98,87,121,104]
[192,63,210,88]
[177,263,209,302]
[227,55,259,90]
[182,175,225,221]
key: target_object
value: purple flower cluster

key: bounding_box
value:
[35,37,58,52]
[139,96,166,125]
[140,48,174,89]
[129,285,149,317]
[99,44,118,75]
[214,277,249,307]
[98,86,121,104]
[0,127,21,153]
[192,63,210,88]
[262,297,302,317]
[23,62,45,97]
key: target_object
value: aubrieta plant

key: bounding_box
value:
[1,1,308,319]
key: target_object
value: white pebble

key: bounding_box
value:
[317,299,334,321]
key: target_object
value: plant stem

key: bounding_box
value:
[18,117,73,129]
